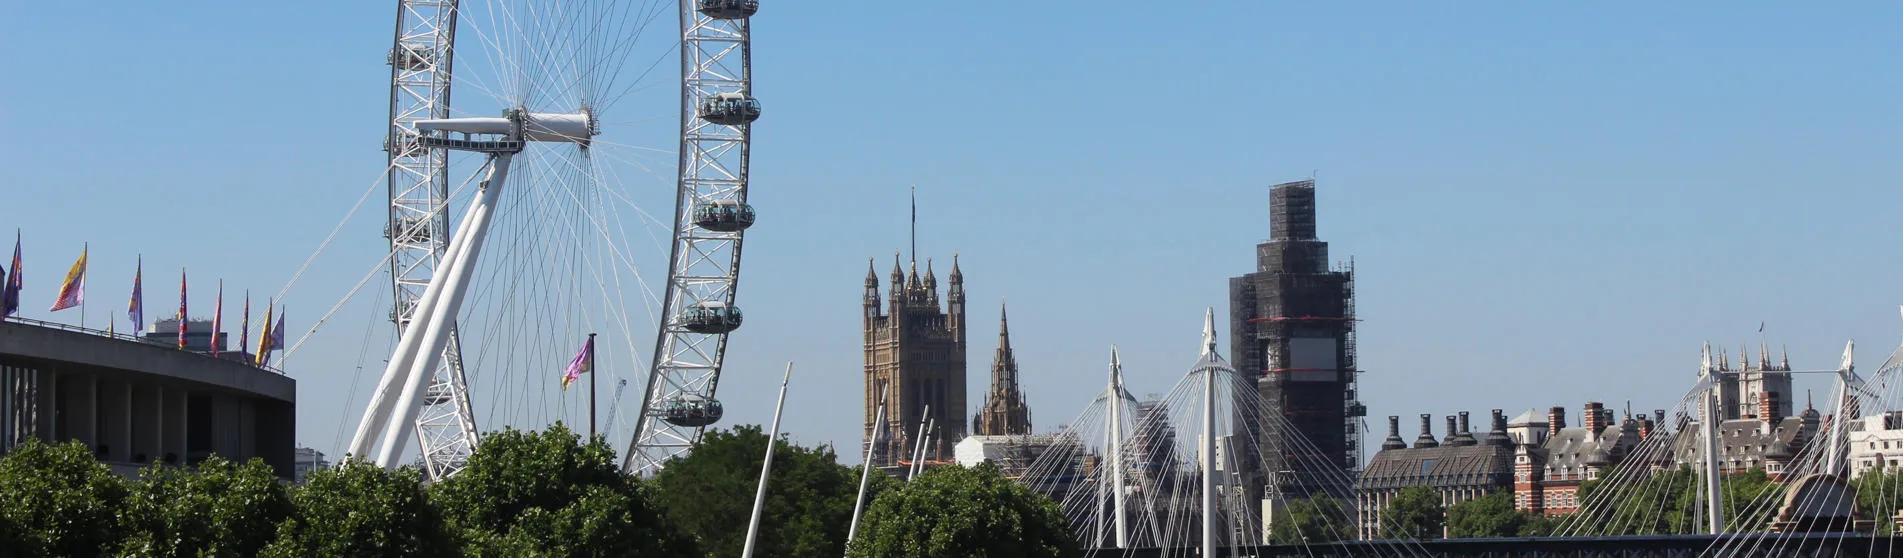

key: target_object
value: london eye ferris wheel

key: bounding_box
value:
[344,0,763,480]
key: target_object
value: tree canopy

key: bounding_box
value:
[431,422,694,557]
[117,456,293,557]
[1445,492,1546,539]
[0,439,129,557]
[260,461,454,558]
[1571,466,1775,536]
[1378,486,1445,540]
[847,462,1078,558]
[1269,495,1352,544]
[653,425,894,558]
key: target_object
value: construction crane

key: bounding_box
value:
[602,379,630,441]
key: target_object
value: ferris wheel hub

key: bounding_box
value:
[412,109,598,151]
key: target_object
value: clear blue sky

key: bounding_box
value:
[3,3,1900,463]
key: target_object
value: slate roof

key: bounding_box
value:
[1543,422,1641,471]
[1672,417,1815,465]
[1357,441,1515,491]
[1509,409,1548,427]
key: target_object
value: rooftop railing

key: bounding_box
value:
[1,316,286,375]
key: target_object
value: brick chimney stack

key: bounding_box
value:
[1446,415,1460,446]
[1582,402,1605,436]
[1761,391,1779,433]
[1548,406,1567,439]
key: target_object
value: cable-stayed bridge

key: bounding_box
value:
[1006,308,1903,557]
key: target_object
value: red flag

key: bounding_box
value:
[240,291,250,355]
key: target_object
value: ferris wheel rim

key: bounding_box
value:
[351,0,690,480]
[623,0,759,476]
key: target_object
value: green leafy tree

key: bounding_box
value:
[1518,513,1560,536]
[117,456,294,557]
[1855,467,1903,534]
[431,423,694,556]
[653,425,892,558]
[0,439,130,557]
[1378,486,1445,540]
[847,462,1078,558]
[1565,466,1785,535]
[1720,468,1776,532]
[1446,492,1535,538]
[259,461,453,557]
[1268,495,1351,544]
[1568,466,1699,536]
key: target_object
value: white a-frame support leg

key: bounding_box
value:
[348,153,514,467]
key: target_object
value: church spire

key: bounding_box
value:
[998,300,1010,346]
[922,258,939,306]
[864,258,880,307]
[974,300,1030,436]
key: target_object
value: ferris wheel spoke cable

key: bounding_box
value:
[275,161,398,305]
[329,284,389,459]
[283,250,399,359]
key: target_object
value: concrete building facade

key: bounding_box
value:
[0,320,296,478]
[1850,412,1903,479]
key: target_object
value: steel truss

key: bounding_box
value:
[624,2,757,475]
[380,0,480,481]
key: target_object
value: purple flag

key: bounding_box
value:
[2,231,22,318]
[128,256,143,332]
[561,336,594,391]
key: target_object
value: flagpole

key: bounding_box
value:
[741,362,793,558]
[588,332,598,439]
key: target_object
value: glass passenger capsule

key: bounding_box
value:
[680,301,743,334]
[697,92,761,126]
[693,199,756,232]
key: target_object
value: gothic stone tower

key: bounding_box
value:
[864,254,968,471]
[1229,179,1363,499]
[973,303,1032,436]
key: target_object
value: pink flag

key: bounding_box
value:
[560,336,595,391]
